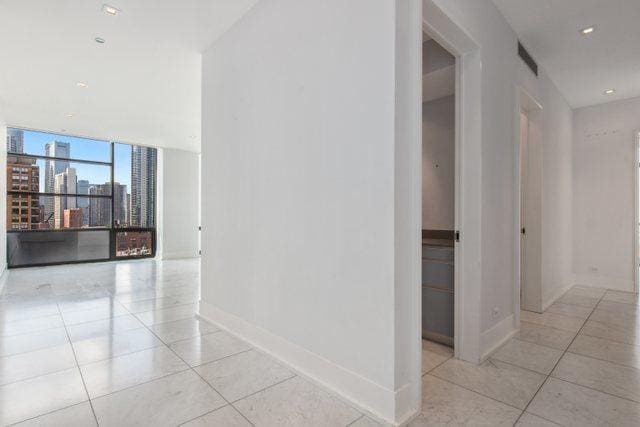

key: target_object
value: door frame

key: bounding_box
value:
[421,0,482,364]
[514,87,543,319]
[634,131,640,293]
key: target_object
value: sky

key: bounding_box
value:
[19,129,133,191]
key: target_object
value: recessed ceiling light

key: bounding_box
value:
[94,37,106,44]
[102,4,120,16]
[580,26,595,35]
[604,89,616,95]
[66,113,74,118]
[76,82,88,88]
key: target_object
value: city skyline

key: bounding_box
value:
[6,128,156,230]
[8,129,133,190]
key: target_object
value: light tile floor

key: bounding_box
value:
[1,261,639,426]
[414,285,640,427]
[0,260,377,427]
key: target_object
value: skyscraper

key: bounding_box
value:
[87,182,128,227]
[77,179,90,226]
[44,141,71,226]
[130,146,157,227]
[113,182,128,226]
[53,167,77,228]
[88,184,110,227]
[6,129,24,153]
[6,155,40,230]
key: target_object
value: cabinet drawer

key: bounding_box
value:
[422,287,454,340]
[422,259,454,290]
[422,245,454,263]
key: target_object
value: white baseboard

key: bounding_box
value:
[573,273,633,292]
[541,283,574,312]
[162,251,199,260]
[198,301,416,426]
[480,314,516,362]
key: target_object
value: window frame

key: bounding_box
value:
[6,128,157,268]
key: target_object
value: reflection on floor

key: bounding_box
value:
[413,285,640,426]
[2,262,639,426]
[0,259,376,426]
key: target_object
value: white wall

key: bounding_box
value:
[160,148,200,260]
[200,0,412,423]
[430,0,574,348]
[517,63,574,310]
[573,96,640,292]
[422,95,455,230]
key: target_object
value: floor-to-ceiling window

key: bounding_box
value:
[5,128,157,267]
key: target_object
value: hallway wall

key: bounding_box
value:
[430,0,574,349]
[200,0,407,423]
[573,96,640,292]
[518,63,574,310]
[160,147,200,260]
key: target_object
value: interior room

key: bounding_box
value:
[421,33,456,352]
[1,1,640,426]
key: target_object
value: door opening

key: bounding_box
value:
[421,32,456,348]
[516,88,543,314]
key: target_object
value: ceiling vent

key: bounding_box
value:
[518,41,538,77]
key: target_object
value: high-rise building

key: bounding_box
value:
[6,155,40,230]
[44,141,71,226]
[89,184,111,227]
[130,146,157,227]
[113,182,128,226]
[87,182,128,227]
[76,179,90,226]
[63,208,83,228]
[53,167,76,228]
[6,129,24,153]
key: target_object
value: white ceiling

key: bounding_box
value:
[492,0,640,108]
[0,0,258,152]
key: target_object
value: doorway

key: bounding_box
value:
[516,89,543,313]
[421,33,456,347]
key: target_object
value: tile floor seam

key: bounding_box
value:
[73,340,166,367]
[4,401,93,427]
[517,318,584,335]
[511,287,606,426]
[421,353,453,377]
[176,404,238,427]
[150,329,221,346]
[54,300,101,427]
[159,328,225,346]
[0,323,65,339]
[425,373,526,413]
[545,375,640,405]
[516,411,562,426]
[563,347,640,372]
[118,300,258,427]
[577,329,640,347]
[228,374,298,405]
[485,354,557,377]
[128,301,199,316]
[346,414,366,426]
[510,336,572,352]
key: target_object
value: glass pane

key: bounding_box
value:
[7,156,111,196]
[114,143,157,228]
[7,230,110,267]
[7,128,111,162]
[115,230,154,257]
[28,196,111,230]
